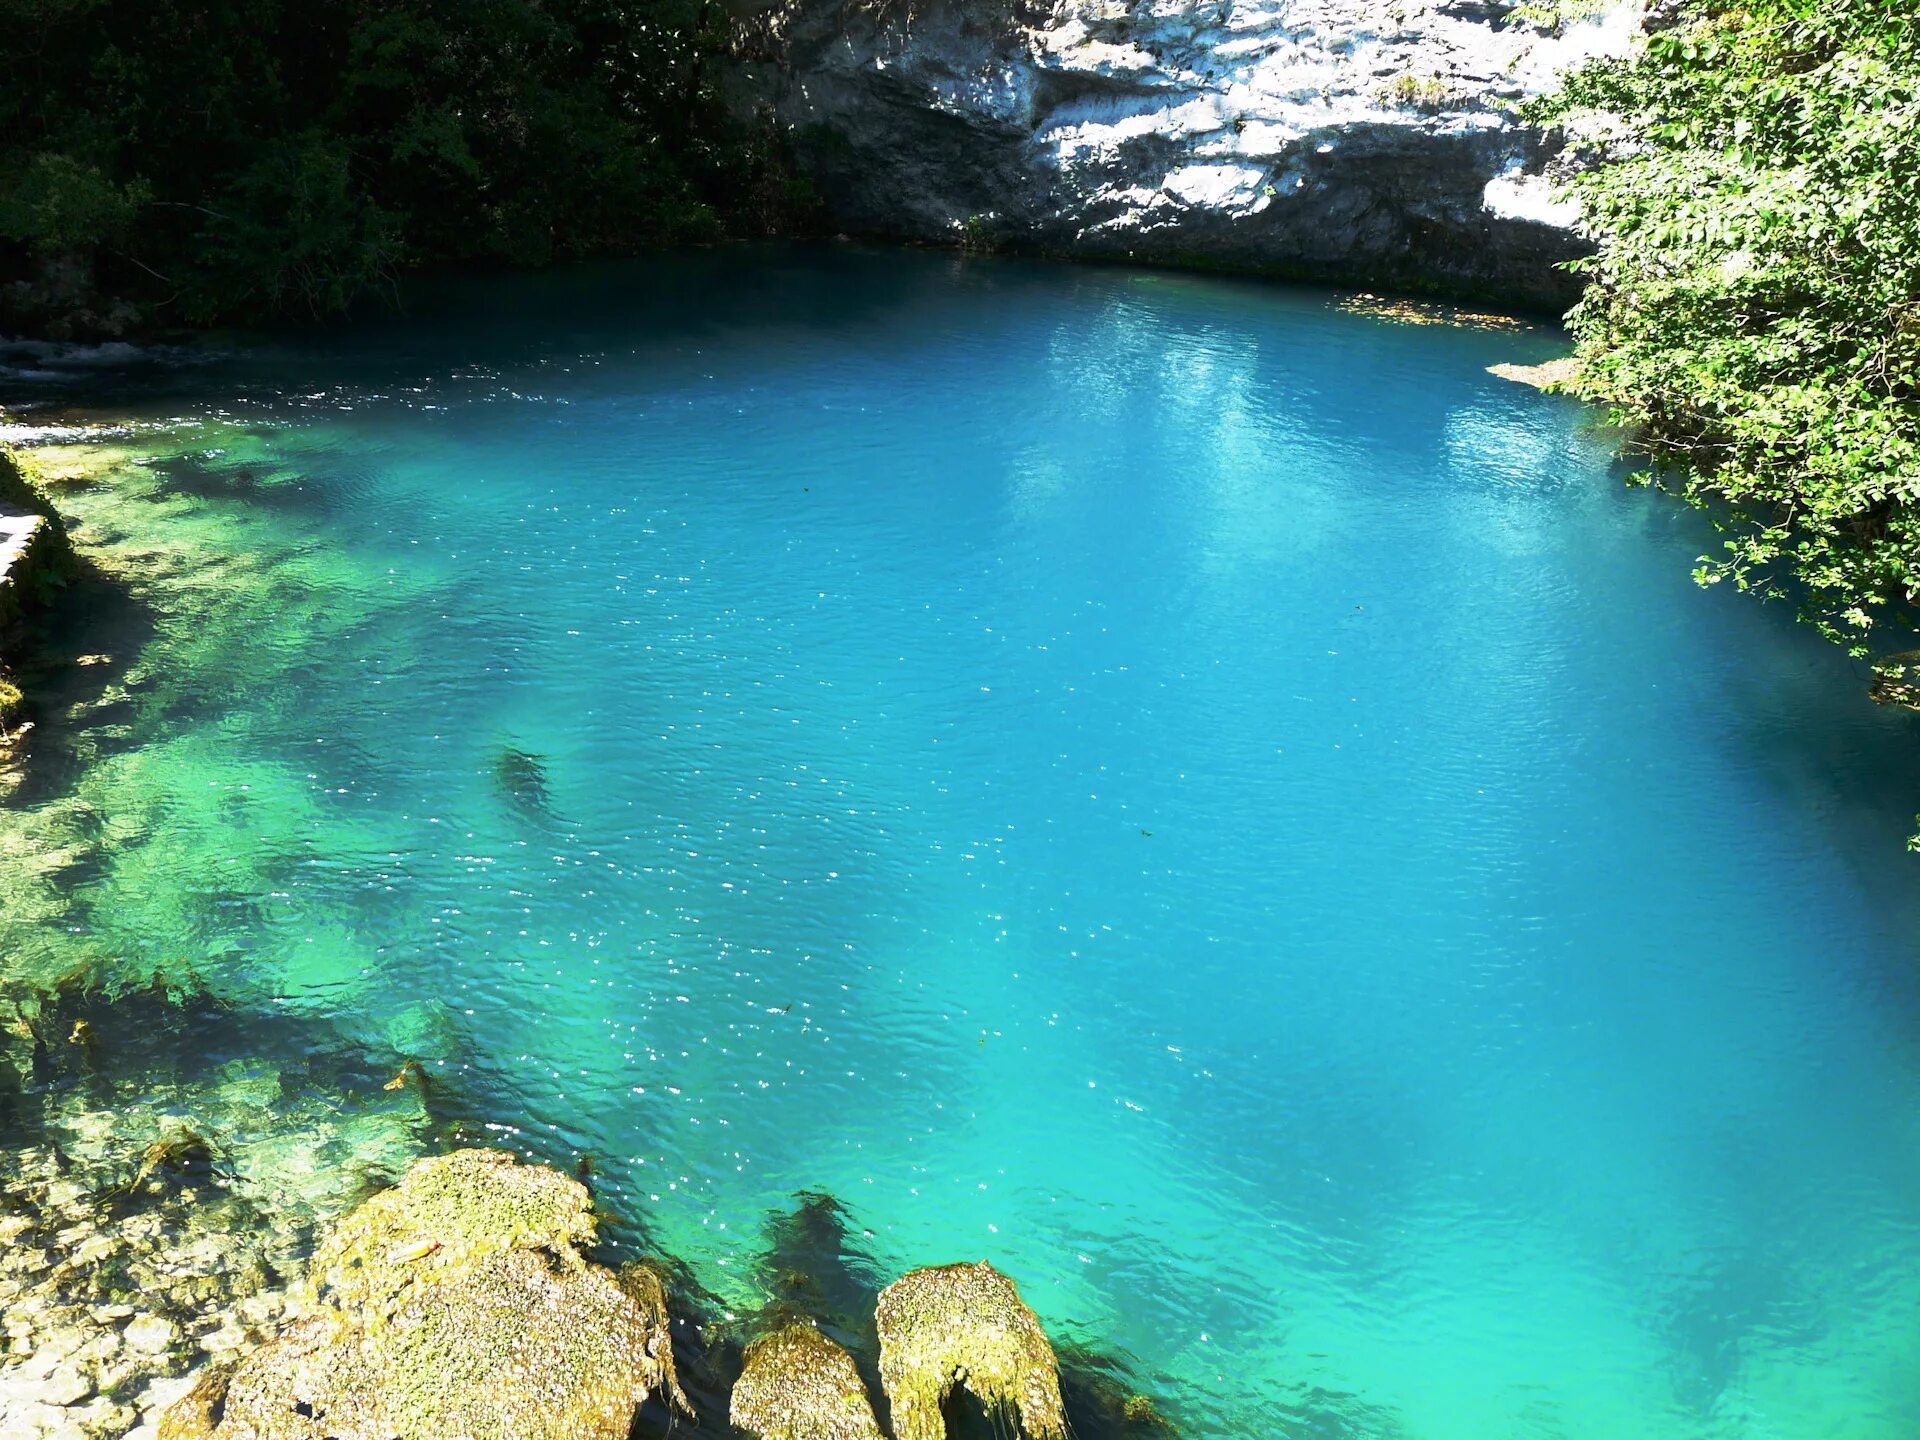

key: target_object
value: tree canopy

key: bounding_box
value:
[1533,0,1920,669]
[0,0,806,326]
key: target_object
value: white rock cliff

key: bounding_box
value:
[732,0,1640,304]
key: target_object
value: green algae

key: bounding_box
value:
[0,446,78,579]
[0,426,441,1017]
[732,1320,885,1440]
[491,744,552,814]
[312,1147,597,1317]
[157,1362,237,1439]
[876,1261,1067,1440]
[175,1148,680,1440]
[614,1259,695,1418]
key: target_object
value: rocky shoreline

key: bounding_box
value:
[0,971,433,1440]
[1,1137,306,1440]
[0,968,1170,1440]
[4,1121,1172,1440]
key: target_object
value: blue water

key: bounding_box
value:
[10,247,1920,1437]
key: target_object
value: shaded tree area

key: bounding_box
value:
[1534,0,1920,671]
[0,0,813,332]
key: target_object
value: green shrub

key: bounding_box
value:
[1533,0,1920,663]
[1378,73,1467,112]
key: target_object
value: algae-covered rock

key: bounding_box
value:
[156,1361,238,1440]
[310,1146,593,1315]
[875,1261,1066,1440]
[615,1259,694,1417]
[167,1148,680,1440]
[0,447,76,571]
[731,1320,884,1440]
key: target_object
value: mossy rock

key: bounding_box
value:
[311,1146,594,1316]
[615,1259,694,1417]
[875,1261,1066,1440]
[167,1148,680,1440]
[731,1320,883,1440]
[157,1361,238,1440]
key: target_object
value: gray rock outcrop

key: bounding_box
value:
[732,0,1641,304]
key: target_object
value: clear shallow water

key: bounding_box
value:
[7,247,1920,1437]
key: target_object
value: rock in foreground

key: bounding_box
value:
[162,1148,681,1440]
[876,1260,1066,1440]
[732,1320,885,1440]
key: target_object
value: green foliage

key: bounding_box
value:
[1377,72,1468,112]
[1531,0,1920,662]
[1508,0,1614,35]
[189,134,405,321]
[0,152,148,253]
[0,0,813,326]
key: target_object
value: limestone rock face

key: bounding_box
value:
[732,0,1642,305]
[165,1149,677,1440]
[875,1260,1066,1440]
[731,1322,885,1440]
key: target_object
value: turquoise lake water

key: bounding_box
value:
[7,247,1920,1437]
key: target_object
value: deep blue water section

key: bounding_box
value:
[10,248,1920,1437]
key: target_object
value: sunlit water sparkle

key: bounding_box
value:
[6,247,1920,1439]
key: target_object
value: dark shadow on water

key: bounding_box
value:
[754,1189,887,1345]
[142,451,343,519]
[573,1184,1190,1440]
[492,743,556,819]
[2,562,156,810]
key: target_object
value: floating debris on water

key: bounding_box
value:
[381,1060,425,1093]
[1336,292,1533,331]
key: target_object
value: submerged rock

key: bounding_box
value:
[875,1260,1067,1440]
[165,1148,680,1440]
[731,1321,884,1440]
[491,746,552,815]
[753,1189,886,1344]
[0,1139,304,1440]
